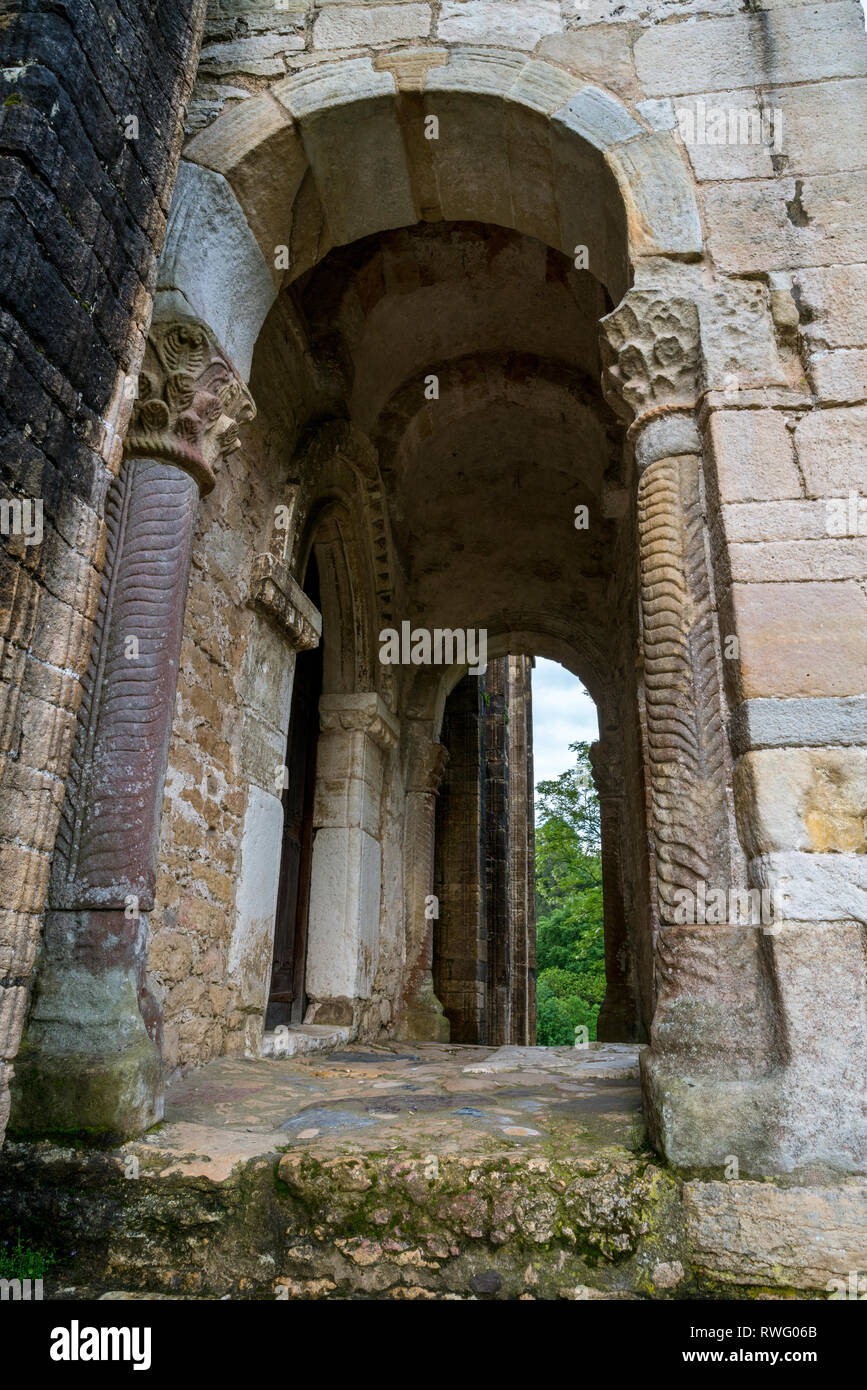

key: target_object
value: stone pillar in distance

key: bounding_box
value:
[590,736,638,1042]
[397,723,450,1041]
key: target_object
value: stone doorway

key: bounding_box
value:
[266,552,323,1030]
[12,47,864,1179]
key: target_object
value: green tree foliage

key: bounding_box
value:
[534,740,606,1045]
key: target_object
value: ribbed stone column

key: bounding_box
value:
[601,291,780,1168]
[11,320,254,1142]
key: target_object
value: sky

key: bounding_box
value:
[530,657,598,794]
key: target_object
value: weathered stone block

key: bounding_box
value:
[227,784,284,1014]
[751,851,867,924]
[705,172,867,273]
[807,347,867,403]
[536,26,636,100]
[735,747,867,856]
[729,580,867,699]
[793,263,867,351]
[727,537,867,583]
[307,826,382,1003]
[199,34,304,78]
[770,78,867,176]
[795,404,867,496]
[685,1180,867,1289]
[313,4,431,50]
[184,95,309,284]
[720,500,833,544]
[673,90,775,182]
[605,132,703,260]
[437,1,561,49]
[635,15,760,95]
[708,409,801,503]
[157,161,277,381]
[636,3,866,96]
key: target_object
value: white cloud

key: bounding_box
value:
[530,658,598,793]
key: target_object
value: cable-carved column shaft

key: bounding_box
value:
[11,321,254,1143]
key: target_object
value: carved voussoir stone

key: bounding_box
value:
[125,320,255,494]
[249,553,322,651]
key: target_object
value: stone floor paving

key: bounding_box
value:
[139,1042,644,1179]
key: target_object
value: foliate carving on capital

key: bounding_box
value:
[125,320,255,495]
[600,292,701,427]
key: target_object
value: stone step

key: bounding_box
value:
[258,1024,353,1059]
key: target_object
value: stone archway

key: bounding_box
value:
[13,47,865,1180]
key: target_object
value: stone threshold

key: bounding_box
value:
[258,1024,353,1059]
[1,1045,864,1301]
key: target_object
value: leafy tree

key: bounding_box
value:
[534,741,606,1044]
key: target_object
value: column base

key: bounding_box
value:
[642,1056,867,1176]
[397,974,451,1043]
[8,910,163,1144]
[9,1034,163,1146]
[642,919,867,1174]
[597,983,642,1043]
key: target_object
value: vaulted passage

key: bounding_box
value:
[245,218,653,1056]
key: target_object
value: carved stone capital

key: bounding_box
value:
[589,738,623,802]
[600,292,701,429]
[319,692,400,752]
[407,732,449,795]
[125,320,255,495]
[249,553,322,651]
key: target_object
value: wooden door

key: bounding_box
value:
[266,556,322,1029]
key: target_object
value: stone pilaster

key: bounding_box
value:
[507,655,534,1046]
[11,320,254,1142]
[304,692,398,1026]
[484,658,511,1046]
[397,724,450,1042]
[433,674,488,1044]
[589,736,638,1043]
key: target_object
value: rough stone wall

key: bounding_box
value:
[185,0,865,133]
[145,424,282,1072]
[0,0,206,1142]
